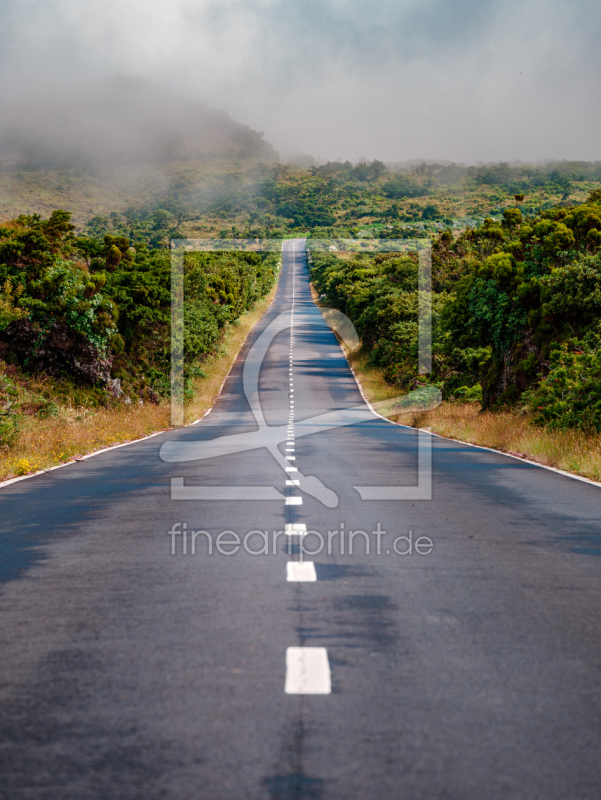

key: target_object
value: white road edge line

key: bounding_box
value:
[0,431,167,490]
[340,314,601,492]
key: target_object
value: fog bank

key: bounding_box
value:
[1,0,599,163]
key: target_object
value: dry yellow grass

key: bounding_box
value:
[3,403,171,481]
[407,404,601,482]
[0,283,278,483]
[346,348,601,484]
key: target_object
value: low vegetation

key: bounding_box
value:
[344,346,601,483]
[0,210,279,479]
[3,158,601,245]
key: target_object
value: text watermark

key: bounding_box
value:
[167,522,434,558]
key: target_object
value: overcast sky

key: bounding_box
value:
[1,0,600,163]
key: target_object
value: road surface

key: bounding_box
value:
[1,239,601,799]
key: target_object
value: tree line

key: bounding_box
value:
[309,189,601,431]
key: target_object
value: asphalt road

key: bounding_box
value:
[1,239,601,800]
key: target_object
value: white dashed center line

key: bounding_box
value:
[280,244,330,693]
[285,647,331,694]
[287,562,317,582]
[285,523,306,533]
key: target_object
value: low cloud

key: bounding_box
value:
[1,0,599,163]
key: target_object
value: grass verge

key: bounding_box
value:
[311,284,601,484]
[0,283,278,483]
[346,348,601,483]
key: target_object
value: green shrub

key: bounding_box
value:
[452,384,483,403]
[0,371,19,447]
[525,343,601,432]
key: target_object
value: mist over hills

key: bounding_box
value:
[0,76,278,171]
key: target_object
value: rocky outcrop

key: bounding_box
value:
[0,319,113,387]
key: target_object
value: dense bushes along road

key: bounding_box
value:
[309,190,601,433]
[0,210,279,446]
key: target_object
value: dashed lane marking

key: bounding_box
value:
[287,562,317,582]
[285,647,331,694]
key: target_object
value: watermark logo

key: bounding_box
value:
[166,521,434,558]
[162,239,439,506]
